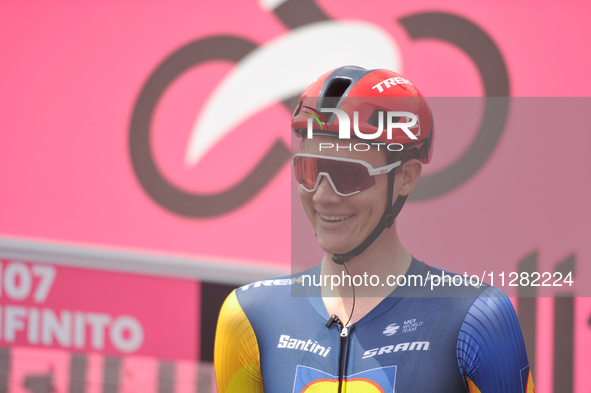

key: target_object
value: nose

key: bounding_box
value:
[312,175,342,203]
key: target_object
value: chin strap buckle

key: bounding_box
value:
[380,213,396,229]
[332,252,354,265]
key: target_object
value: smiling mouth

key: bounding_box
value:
[319,214,354,222]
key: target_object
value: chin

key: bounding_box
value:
[317,239,350,257]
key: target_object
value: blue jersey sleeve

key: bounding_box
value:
[456,287,535,393]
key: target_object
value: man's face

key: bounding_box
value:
[297,136,390,256]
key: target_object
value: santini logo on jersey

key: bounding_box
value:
[362,341,430,359]
[277,335,331,357]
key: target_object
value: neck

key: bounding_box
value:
[320,224,412,298]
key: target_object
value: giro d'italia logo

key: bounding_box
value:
[129,0,509,218]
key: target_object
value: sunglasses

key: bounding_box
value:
[292,154,401,196]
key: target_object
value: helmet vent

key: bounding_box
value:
[321,77,352,123]
[324,77,352,99]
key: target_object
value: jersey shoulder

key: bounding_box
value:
[214,289,263,393]
[216,266,325,393]
[457,286,534,393]
[233,265,321,312]
[418,262,535,392]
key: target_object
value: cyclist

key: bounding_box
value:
[214,66,535,393]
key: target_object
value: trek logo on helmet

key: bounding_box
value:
[372,76,413,93]
[306,108,419,140]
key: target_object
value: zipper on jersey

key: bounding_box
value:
[327,315,349,393]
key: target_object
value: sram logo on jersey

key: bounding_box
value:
[277,335,331,357]
[362,341,430,359]
[383,323,399,336]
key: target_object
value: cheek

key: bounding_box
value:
[297,185,310,203]
[370,177,390,211]
[297,187,315,216]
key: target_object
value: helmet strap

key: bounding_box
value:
[332,169,407,265]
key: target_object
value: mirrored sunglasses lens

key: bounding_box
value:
[294,156,319,190]
[318,159,375,195]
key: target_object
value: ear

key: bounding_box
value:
[397,159,422,197]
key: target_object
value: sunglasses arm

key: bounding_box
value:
[368,161,401,176]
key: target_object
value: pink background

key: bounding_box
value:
[8,348,202,393]
[0,259,198,360]
[1,0,590,392]
[0,1,589,261]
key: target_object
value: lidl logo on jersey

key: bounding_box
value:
[293,365,396,392]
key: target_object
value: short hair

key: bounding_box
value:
[389,147,421,165]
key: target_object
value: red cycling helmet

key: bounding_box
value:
[291,66,434,164]
[292,66,434,264]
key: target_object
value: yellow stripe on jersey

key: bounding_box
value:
[466,370,536,393]
[466,377,483,393]
[526,370,536,393]
[214,290,264,393]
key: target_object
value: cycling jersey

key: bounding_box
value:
[214,258,535,393]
